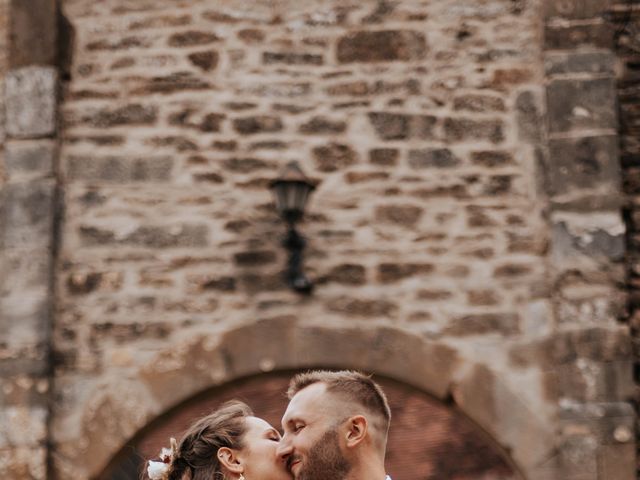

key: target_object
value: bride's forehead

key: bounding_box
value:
[245,416,274,432]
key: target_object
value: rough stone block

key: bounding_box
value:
[551,212,625,263]
[369,148,399,166]
[233,115,283,135]
[0,406,47,448]
[325,295,398,318]
[408,148,460,168]
[544,0,612,20]
[4,140,56,180]
[9,0,57,67]
[547,78,617,133]
[0,290,50,346]
[546,135,621,195]
[312,143,358,172]
[516,91,542,142]
[443,313,520,336]
[5,66,57,138]
[337,30,427,63]
[0,445,47,479]
[263,52,324,65]
[443,117,504,144]
[168,30,220,47]
[545,51,616,76]
[0,249,51,295]
[375,204,423,226]
[322,264,366,285]
[83,103,158,128]
[368,112,436,141]
[0,180,55,249]
[544,23,613,50]
[453,94,505,112]
[187,50,219,71]
[599,443,636,480]
[377,263,434,283]
[559,403,636,457]
[78,223,209,248]
[66,155,173,183]
[299,116,346,134]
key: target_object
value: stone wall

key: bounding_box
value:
[0,0,634,479]
[0,0,60,478]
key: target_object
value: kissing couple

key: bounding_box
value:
[145,370,392,480]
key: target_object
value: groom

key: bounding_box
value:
[277,370,392,480]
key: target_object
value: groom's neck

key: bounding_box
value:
[344,458,386,480]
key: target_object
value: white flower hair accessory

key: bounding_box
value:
[147,437,178,480]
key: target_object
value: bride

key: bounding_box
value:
[144,400,291,480]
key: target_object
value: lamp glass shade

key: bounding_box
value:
[270,162,316,224]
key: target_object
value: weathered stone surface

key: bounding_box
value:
[78,224,208,248]
[4,140,55,180]
[187,274,236,292]
[326,295,398,317]
[223,157,273,172]
[84,104,157,128]
[444,118,504,144]
[369,148,399,166]
[233,115,283,134]
[323,264,366,285]
[17,3,633,480]
[453,94,505,112]
[168,31,220,47]
[547,78,617,133]
[131,72,211,95]
[377,263,434,283]
[9,0,57,67]
[552,217,625,262]
[470,150,514,167]
[545,51,616,76]
[544,23,614,50]
[546,135,620,196]
[544,0,611,20]
[516,91,542,142]
[187,50,219,71]
[375,204,423,226]
[493,263,533,278]
[444,313,520,336]
[408,148,460,168]
[5,66,57,138]
[299,116,346,134]
[233,250,277,266]
[263,52,324,65]
[0,180,55,249]
[312,143,358,172]
[66,156,173,183]
[337,30,427,63]
[368,112,436,140]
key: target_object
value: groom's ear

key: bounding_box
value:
[217,447,243,475]
[344,415,368,448]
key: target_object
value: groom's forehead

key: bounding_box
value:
[282,383,332,422]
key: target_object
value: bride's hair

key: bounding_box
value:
[144,400,254,480]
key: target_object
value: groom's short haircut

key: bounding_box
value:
[287,370,391,435]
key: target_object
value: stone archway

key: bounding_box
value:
[58,318,556,479]
[100,371,523,480]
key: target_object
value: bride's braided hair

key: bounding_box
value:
[145,400,253,480]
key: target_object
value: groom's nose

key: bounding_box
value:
[276,434,293,460]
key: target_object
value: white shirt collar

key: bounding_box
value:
[386,476,392,480]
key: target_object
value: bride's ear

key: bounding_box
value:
[217,447,244,475]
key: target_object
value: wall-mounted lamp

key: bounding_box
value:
[269,161,317,294]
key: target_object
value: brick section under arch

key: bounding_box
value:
[102,372,519,480]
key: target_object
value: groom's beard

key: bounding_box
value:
[297,428,351,480]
